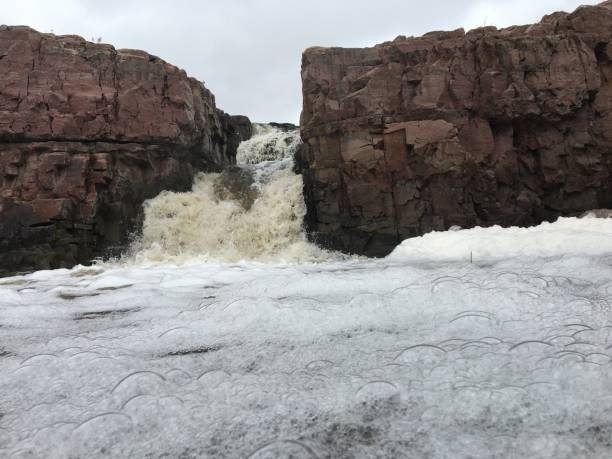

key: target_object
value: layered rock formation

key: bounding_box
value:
[0,26,250,274]
[299,1,612,256]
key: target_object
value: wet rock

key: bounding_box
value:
[0,26,252,275]
[581,209,612,218]
[299,1,612,256]
[268,122,299,132]
[213,167,258,210]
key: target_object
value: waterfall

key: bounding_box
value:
[125,124,331,264]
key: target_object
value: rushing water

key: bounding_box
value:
[126,124,332,264]
[2,125,612,458]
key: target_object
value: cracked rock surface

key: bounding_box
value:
[299,1,612,256]
[0,26,251,275]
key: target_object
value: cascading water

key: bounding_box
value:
[126,124,331,264]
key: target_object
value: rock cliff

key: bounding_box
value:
[0,26,250,274]
[299,1,612,256]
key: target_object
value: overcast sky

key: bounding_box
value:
[2,1,600,123]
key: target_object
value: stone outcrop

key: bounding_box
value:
[0,26,250,274]
[299,1,612,256]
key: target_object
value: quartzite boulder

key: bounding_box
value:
[299,1,612,256]
[0,26,251,274]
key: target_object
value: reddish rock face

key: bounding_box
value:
[0,26,250,274]
[299,1,612,256]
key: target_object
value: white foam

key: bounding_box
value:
[2,227,612,457]
[128,168,328,264]
[389,217,612,263]
[236,123,301,165]
[123,124,334,265]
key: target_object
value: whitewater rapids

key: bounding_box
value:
[1,125,612,458]
[127,124,331,264]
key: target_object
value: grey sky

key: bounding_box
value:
[2,1,600,123]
